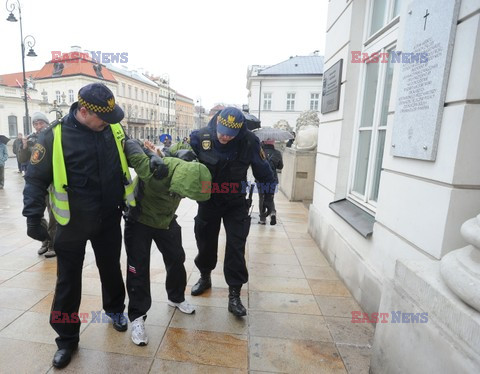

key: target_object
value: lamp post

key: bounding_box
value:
[196,99,203,129]
[6,0,37,135]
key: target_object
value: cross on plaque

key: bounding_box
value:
[423,9,430,30]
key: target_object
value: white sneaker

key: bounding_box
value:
[168,300,196,314]
[131,316,148,346]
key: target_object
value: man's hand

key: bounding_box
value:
[26,217,50,242]
[175,149,197,162]
[262,193,275,217]
[150,155,169,179]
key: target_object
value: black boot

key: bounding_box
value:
[191,273,212,296]
[228,286,247,317]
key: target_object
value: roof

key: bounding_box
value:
[34,58,117,82]
[106,64,158,87]
[258,56,324,76]
[0,71,40,87]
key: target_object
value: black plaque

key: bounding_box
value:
[321,59,343,114]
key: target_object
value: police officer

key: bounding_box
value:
[22,83,137,369]
[189,107,276,316]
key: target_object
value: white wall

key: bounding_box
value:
[248,76,322,129]
[309,0,480,314]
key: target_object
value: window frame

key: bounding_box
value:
[348,12,399,212]
[263,92,272,111]
[310,92,320,111]
[286,92,296,111]
[8,115,18,137]
[366,0,402,41]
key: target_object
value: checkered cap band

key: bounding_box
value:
[78,95,115,113]
[217,114,243,129]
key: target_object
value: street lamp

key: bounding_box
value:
[160,74,176,137]
[196,99,203,129]
[6,0,37,135]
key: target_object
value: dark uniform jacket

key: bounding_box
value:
[189,113,275,204]
[23,103,125,221]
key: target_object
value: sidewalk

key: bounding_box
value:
[0,158,373,373]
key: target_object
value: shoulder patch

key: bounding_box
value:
[202,140,211,150]
[30,143,46,164]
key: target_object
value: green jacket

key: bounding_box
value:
[127,153,211,229]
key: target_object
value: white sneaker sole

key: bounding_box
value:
[131,335,148,346]
[168,301,195,314]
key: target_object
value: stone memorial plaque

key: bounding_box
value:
[391,0,461,161]
[321,59,343,114]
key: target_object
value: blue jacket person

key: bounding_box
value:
[189,107,276,316]
[22,83,134,369]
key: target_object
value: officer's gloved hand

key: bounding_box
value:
[262,193,275,217]
[150,155,169,179]
[175,149,197,162]
[124,139,144,156]
[26,217,50,242]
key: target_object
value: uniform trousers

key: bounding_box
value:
[125,219,186,322]
[194,198,251,287]
[50,209,125,350]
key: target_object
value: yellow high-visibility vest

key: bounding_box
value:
[50,122,136,225]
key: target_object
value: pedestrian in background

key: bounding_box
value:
[189,107,276,317]
[258,139,283,225]
[12,133,24,173]
[0,138,8,189]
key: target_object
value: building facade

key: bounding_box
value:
[246,55,323,130]
[175,93,194,140]
[107,65,160,142]
[310,0,480,372]
[0,56,118,144]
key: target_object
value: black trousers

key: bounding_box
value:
[258,192,277,220]
[194,199,251,287]
[50,209,125,350]
[125,219,186,322]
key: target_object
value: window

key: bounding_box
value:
[23,115,31,135]
[128,85,132,98]
[369,0,402,36]
[141,89,144,101]
[140,107,144,118]
[351,50,395,206]
[8,115,17,137]
[56,91,61,103]
[135,88,138,100]
[286,93,295,111]
[122,83,126,97]
[310,93,320,111]
[68,89,74,103]
[52,62,64,77]
[263,93,272,110]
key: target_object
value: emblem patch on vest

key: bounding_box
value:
[202,140,211,150]
[30,143,46,164]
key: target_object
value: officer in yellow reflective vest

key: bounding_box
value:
[22,83,168,369]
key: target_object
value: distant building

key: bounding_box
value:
[107,64,160,141]
[246,54,323,129]
[175,93,194,140]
